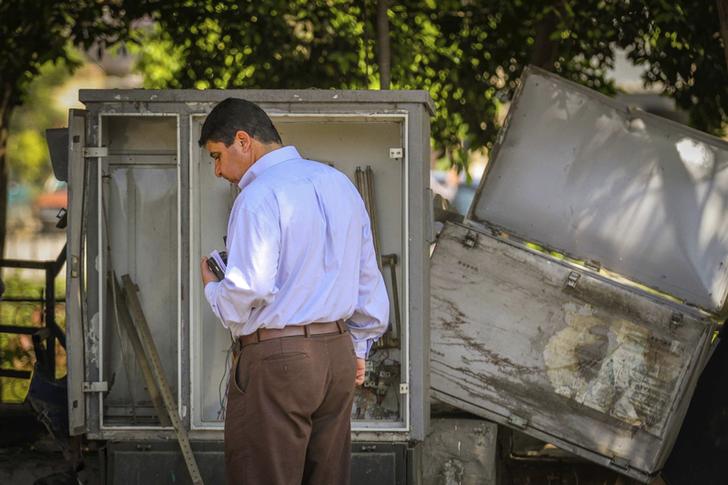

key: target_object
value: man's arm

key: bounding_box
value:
[348,207,389,380]
[203,202,281,329]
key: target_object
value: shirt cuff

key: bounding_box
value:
[204,281,222,319]
[353,339,374,359]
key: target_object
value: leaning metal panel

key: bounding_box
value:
[470,67,728,314]
[430,221,713,482]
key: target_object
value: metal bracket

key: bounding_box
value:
[389,147,403,159]
[399,383,409,394]
[566,271,580,289]
[83,147,109,157]
[584,259,601,272]
[671,312,684,328]
[507,414,529,429]
[462,230,479,249]
[610,456,631,471]
[83,381,108,393]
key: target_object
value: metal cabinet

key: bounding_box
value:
[430,67,728,482]
[65,90,432,459]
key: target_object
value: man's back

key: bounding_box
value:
[213,146,388,352]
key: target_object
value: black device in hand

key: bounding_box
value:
[206,250,228,281]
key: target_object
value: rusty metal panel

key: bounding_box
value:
[430,222,713,482]
[469,67,728,314]
[422,418,497,485]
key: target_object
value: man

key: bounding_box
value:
[199,97,389,485]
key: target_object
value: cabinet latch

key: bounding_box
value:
[462,230,479,249]
[566,271,580,289]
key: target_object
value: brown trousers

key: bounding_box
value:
[224,331,357,485]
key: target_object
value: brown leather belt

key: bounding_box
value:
[239,320,347,347]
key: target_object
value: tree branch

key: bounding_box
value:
[376,0,391,89]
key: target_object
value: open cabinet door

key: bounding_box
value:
[66,108,87,435]
[430,67,727,482]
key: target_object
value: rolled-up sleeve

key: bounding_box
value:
[204,201,280,329]
[347,210,389,358]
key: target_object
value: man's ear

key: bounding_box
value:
[235,130,253,151]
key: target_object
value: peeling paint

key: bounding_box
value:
[87,312,100,366]
[544,303,683,434]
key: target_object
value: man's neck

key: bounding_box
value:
[254,142,283,162]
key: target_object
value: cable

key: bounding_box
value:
[217,340,234,420]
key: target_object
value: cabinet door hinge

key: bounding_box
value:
[83,381,108,393]
[83,147,108,157]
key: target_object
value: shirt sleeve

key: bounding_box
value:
[204,200,280,329]
[347,206,390,359]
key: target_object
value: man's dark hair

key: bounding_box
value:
[198,97,282,147]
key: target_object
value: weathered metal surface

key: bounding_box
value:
[470,66,728,314]
[106,441,410,485]
[73,91,432,445]
[79,88,436,114]
[422,418,497,485]
[66,109,86,435]
[430,221,713,481]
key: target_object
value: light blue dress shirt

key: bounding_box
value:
[204,146,389,358]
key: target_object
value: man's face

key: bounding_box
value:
[205,133,253,184]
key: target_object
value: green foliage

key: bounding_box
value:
[6,55,78,187]
[127,0,369,90]
[128,0,727,171]
[0,1,131,111]
[616,1,728,135]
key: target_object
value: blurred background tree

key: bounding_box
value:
[126,0,728,169]
[2,0,727,246]
[0,0,137,257]
[7,56,78,189]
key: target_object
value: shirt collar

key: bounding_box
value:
[238,146,301,190]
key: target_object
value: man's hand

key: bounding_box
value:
[200,257,218,286]
[355,358,366,386]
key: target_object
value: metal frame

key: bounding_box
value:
[73,90,431,444]
[95,112,181,432]
[188,111,412,434]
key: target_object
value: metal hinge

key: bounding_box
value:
[399,383,409,394]
[584,259,601,272]
[83,147,109,157]
[462,230,479,249]
[566,271,580,289]
[83,381,108,393]
[389,147,404,159]
[70,255,80,278]
[610,456,631,471]
[507,414,529,429]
